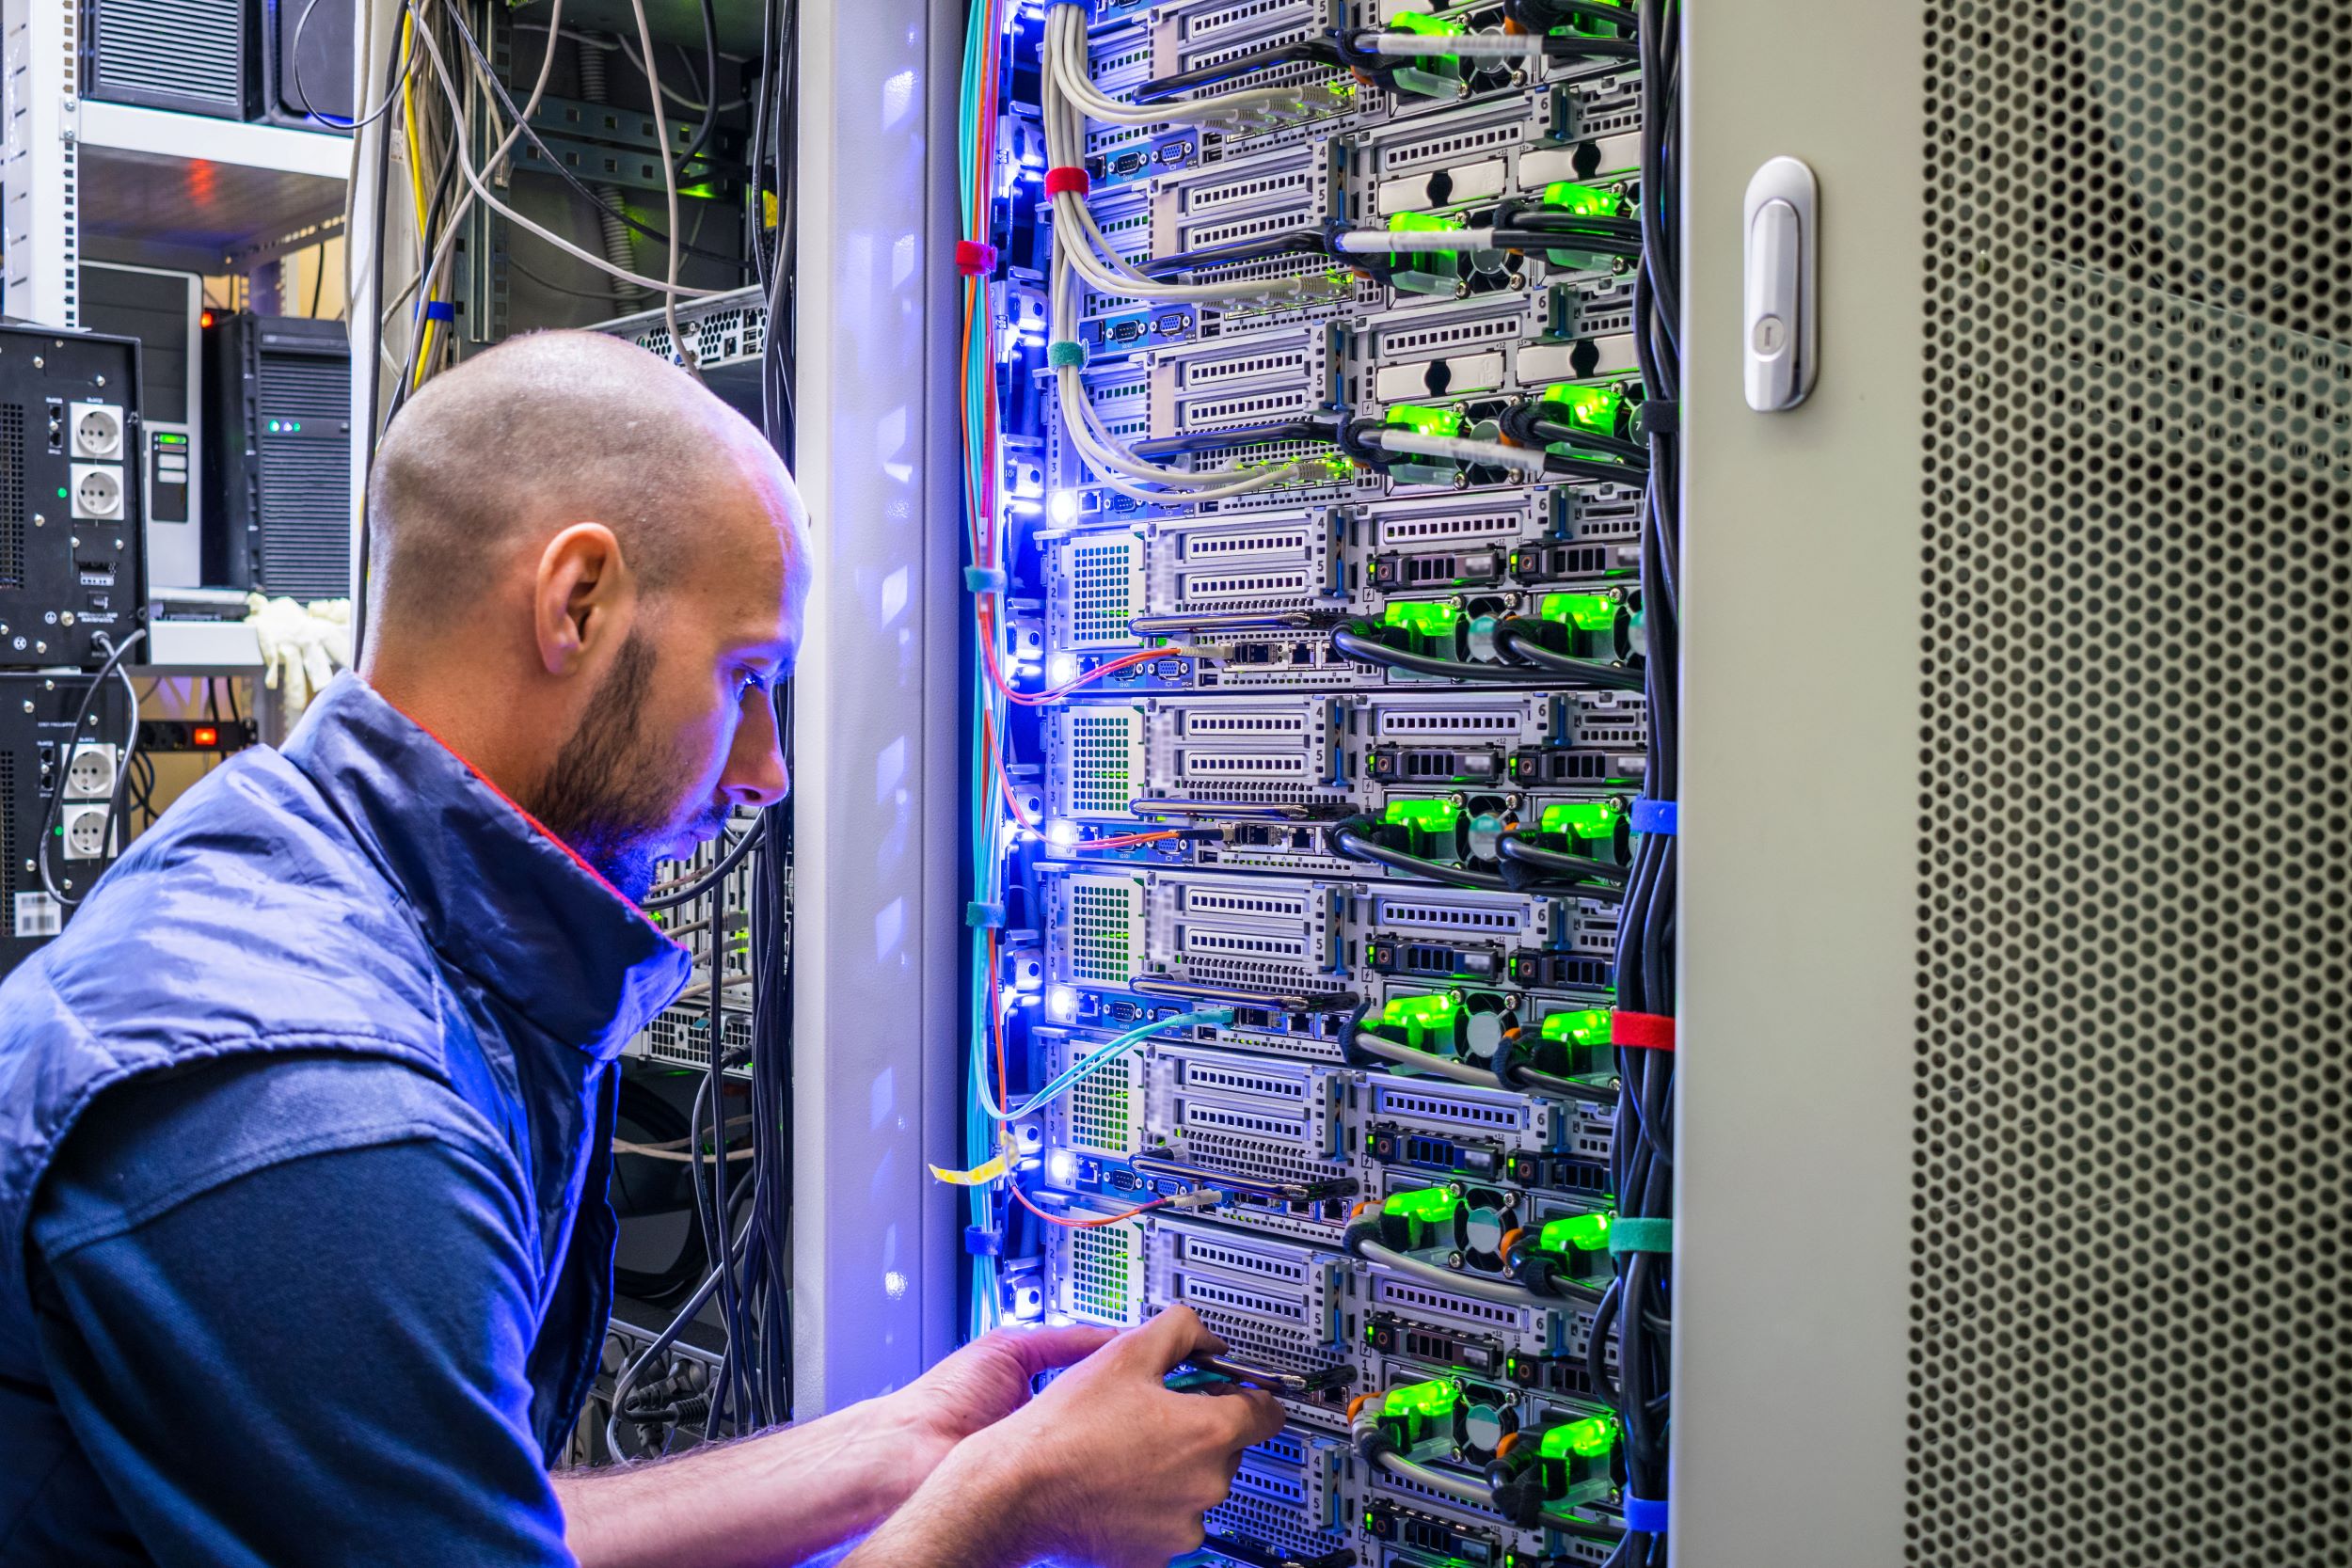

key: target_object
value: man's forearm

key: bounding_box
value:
[556,1396,944,1568]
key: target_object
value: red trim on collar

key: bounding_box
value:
[386,702,669,935]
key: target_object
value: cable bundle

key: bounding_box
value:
[1590,4,1679,1561]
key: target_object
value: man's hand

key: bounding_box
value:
[849,1306,1287,1568]
[886,1323,1120,1480]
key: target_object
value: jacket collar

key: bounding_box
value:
[279,674,691,1062]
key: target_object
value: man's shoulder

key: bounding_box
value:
[8,746,448,1067]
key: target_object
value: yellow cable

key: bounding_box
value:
[399,9,437,389]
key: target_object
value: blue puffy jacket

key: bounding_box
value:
[0,673,691,1551]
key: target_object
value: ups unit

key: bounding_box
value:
[80,0,256,119]
[77,263,203,590]
[0,670,132,977]
[201,312,352,601]
[0,324,147,670]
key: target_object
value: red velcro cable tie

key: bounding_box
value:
[1042,166,1091,198]
[1611,1010,1677,1052]
[954,240,999,277]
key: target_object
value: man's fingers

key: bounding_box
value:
[1232,1388,1287,1447]
[1125,1305,1230,1371]
[990,1322,1122,1376]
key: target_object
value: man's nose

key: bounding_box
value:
[723,697,789,808]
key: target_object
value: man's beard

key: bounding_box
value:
[527,633,724,902]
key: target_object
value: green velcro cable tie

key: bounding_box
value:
[964,901,1005,928]
[963,564,1008,594]
[1608,1217,1672,1256]
[1046,340,1088,368]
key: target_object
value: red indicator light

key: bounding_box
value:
[191,725,218,747]
[200,309,215,329]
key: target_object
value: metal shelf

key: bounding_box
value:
[75,103,350,275]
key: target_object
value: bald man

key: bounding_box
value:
[0,333,1279,1568]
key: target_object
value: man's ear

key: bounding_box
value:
[534,523,634,676]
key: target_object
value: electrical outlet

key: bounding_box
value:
[60,802,110,861]
[70,464,123,521]
[71,403,124,460]
[63,743,117,801]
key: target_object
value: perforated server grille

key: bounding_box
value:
[0,407,21,589]
[1915,7,2352,1564]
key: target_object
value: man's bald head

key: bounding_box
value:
[365,330,799,639]
[360,330,806,896]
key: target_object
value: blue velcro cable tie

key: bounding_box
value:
[1046,340,1089,368]
[1629,798,1678,837]
[1621,1495,1668,1533]
[422,300,456,322]
[963,564,1009,594]
[962,1225,1003,1257]
[964,901,1005,928]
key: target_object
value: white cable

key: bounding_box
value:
[624,0,691,364]
[1374,1450,1499,1508]
[1354,1238,1548,1308]
[1356,32,1549,60]
[408,0,568,377]
[1045,8,1317,127]
[1332,227,1494,255]
[405,13,728,299]
[1377,429,1551,476]
[1354,1032,1508,1090]
[511,21,752,110]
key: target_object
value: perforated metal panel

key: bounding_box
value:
[1914,6,2352,1564]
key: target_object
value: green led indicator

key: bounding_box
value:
[1538,799,1624,841]
[1537,592,1619,634]
[1382,799,1462,834]
[54,487,66,499]
[1537,1416,1618,1461]
[1382,1186,1463,1226]
[1375,991,1461,1051]
[1541,1008,1613,1048]
[1382,600,1459,639]
[1537,1212,1613,1255]
[1380,1377,1462,1419]
[1538,382,1627,436]
[1385,402,1463,439]
[1540,182,1625,218]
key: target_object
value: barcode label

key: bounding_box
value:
[13,892,60,939]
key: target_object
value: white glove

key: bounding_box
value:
[245,594,355,716]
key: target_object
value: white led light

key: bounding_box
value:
[1044,818,1079,849]
[1047,489,1081,525]
[1045,1148,1078,1188]
[1047,652,1080,685]
[1047,984,1078,1022]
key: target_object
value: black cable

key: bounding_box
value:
[1491,625,1645,691]
[1327,828,1510,891]
[1495,834,1629,883]
[1329,627,1547,685]
[642,818,766,911]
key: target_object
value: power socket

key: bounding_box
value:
[71,403,124,460]
[60,802,110,861]
[70,464,124,522]
[63,743,117,801]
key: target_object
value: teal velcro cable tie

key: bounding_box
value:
[1046,340,1088,369]
[964,564,1008,594]
[1608,1217,1672,1256]
[964,901,1005,928]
